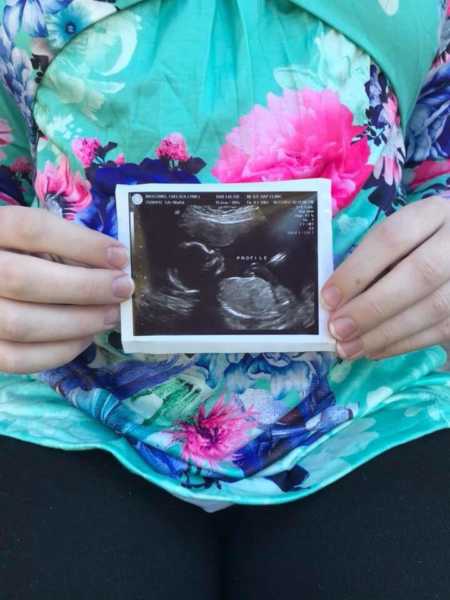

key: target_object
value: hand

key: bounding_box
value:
[321,196,450,360]
[0,206,134,373]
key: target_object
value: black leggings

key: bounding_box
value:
[1,432,450,600]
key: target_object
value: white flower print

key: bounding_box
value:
[378,0,399,16]
[404,404,442,421]
[300,418,378,487]
[366,386,393,410]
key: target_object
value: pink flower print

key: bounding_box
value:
[115,153,125,165]
[156,133,190,162]
[374,155,401,186]
[172,396,257,465]
[383,94,400,127]
[0,119,12,159]
[409,158,450,188]
[10,156,32,175]
[372,124,404,186]
[212,89,372,214]
[71,137,101,168]
[0,192,19,205]
[35,156,92,220]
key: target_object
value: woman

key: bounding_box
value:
[1,0,450,597]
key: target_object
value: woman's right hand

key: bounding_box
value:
[0,206,134,374]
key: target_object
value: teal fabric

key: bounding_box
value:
[111,0,443,126]
[0,0,450,511]
[291,0,442,126]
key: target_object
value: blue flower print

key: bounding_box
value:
[38,344,194,402]
[195,352,334,401]
[234,379,351,478]
[79,157,203,237]
[0,25,36,133]
[406,62,450,164]
[46,0,90,49]
[3,0,73,39]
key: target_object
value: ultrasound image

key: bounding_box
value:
[130,191,319,336]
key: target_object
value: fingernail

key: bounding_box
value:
[107,245,129,269]
[104,307,120,327]
[329,317,358,341]
[337,339,364,360]
[321,286,342,311]
[112,274,134,299]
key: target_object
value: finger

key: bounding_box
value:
[0,337,94,374]
[335,280,450,359]
[0,299,120,343]
[0,250,134,304]
[0,206,129,269]
[321,198,445,311]
[329,225,450,340]
[368,318,450,360]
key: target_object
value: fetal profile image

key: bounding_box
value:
[116,181,335,354]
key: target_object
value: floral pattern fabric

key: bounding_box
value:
[0,0,450,511]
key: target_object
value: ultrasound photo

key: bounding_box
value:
[128,189,320,337]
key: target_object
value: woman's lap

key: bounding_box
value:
[0,437,221,600]
[220,429,450,599]
[1,431,450,600]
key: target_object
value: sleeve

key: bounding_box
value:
[403,8,450,202]
[0,85,34,208]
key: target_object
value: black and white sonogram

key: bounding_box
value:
[129,189,319,336]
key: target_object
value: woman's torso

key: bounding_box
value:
[0,0,449,509]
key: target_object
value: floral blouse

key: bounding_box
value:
[0,0,450,511]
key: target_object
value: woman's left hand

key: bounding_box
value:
[321,196,450,360]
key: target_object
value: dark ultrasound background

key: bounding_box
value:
[130,191,319,336]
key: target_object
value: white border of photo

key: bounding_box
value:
[116,179,336,354]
